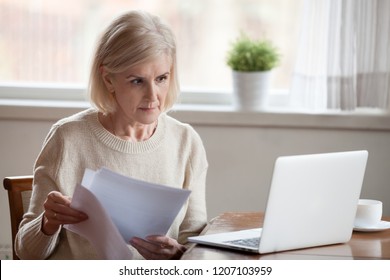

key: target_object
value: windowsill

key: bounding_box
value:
[1,98,390,131]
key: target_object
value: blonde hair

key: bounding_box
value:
[88,10,179,114]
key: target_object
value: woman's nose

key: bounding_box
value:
[145,83,158,100]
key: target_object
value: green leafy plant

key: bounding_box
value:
[226,34,280,72]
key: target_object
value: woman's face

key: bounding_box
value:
[103,55,171,125]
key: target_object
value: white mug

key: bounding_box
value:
[354,199,382,228]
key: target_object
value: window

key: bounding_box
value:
[0,0,304,100]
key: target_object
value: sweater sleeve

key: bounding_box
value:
[177,128,208,244]
[15,124,64,259]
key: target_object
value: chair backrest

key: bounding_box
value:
[3,176,33,260]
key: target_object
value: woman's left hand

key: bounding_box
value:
[130,235,186,260]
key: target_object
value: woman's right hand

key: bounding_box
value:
[42,191,88,235]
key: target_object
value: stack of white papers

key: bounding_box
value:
[65,168,191,259]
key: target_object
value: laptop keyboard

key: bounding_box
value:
[224,237,260,248]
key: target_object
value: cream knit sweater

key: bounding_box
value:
[15,108,208,259]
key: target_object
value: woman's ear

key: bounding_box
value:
[100,66,115,93]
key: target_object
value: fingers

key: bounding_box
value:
[42,191,88,235]
[130,237,169,260]
[130,236,186,260]
[47,191,71,206]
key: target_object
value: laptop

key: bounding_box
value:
[188,150,368,254]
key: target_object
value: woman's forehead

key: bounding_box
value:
[120,55,172,77]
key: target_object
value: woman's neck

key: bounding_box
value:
[99,112,158,142]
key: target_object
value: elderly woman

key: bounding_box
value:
[15,10,208,260]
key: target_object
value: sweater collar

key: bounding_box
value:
[87,110,165,154]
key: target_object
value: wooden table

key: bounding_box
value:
[181,212,390,260]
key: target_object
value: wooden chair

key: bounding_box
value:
[3,176,33,260]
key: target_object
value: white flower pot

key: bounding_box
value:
[232,70,271,111]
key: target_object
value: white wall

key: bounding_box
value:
[1,104,390,250]
[199,125,390,215]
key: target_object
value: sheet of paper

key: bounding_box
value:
[65,168,191,259]
[65,183,133,260]
[84,168,191,241]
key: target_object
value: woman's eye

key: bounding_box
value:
[156,75,168,83]
[130,78,143,85]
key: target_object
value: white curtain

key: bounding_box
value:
[290,0,390,111]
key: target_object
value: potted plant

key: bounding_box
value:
[226,33,280,110]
